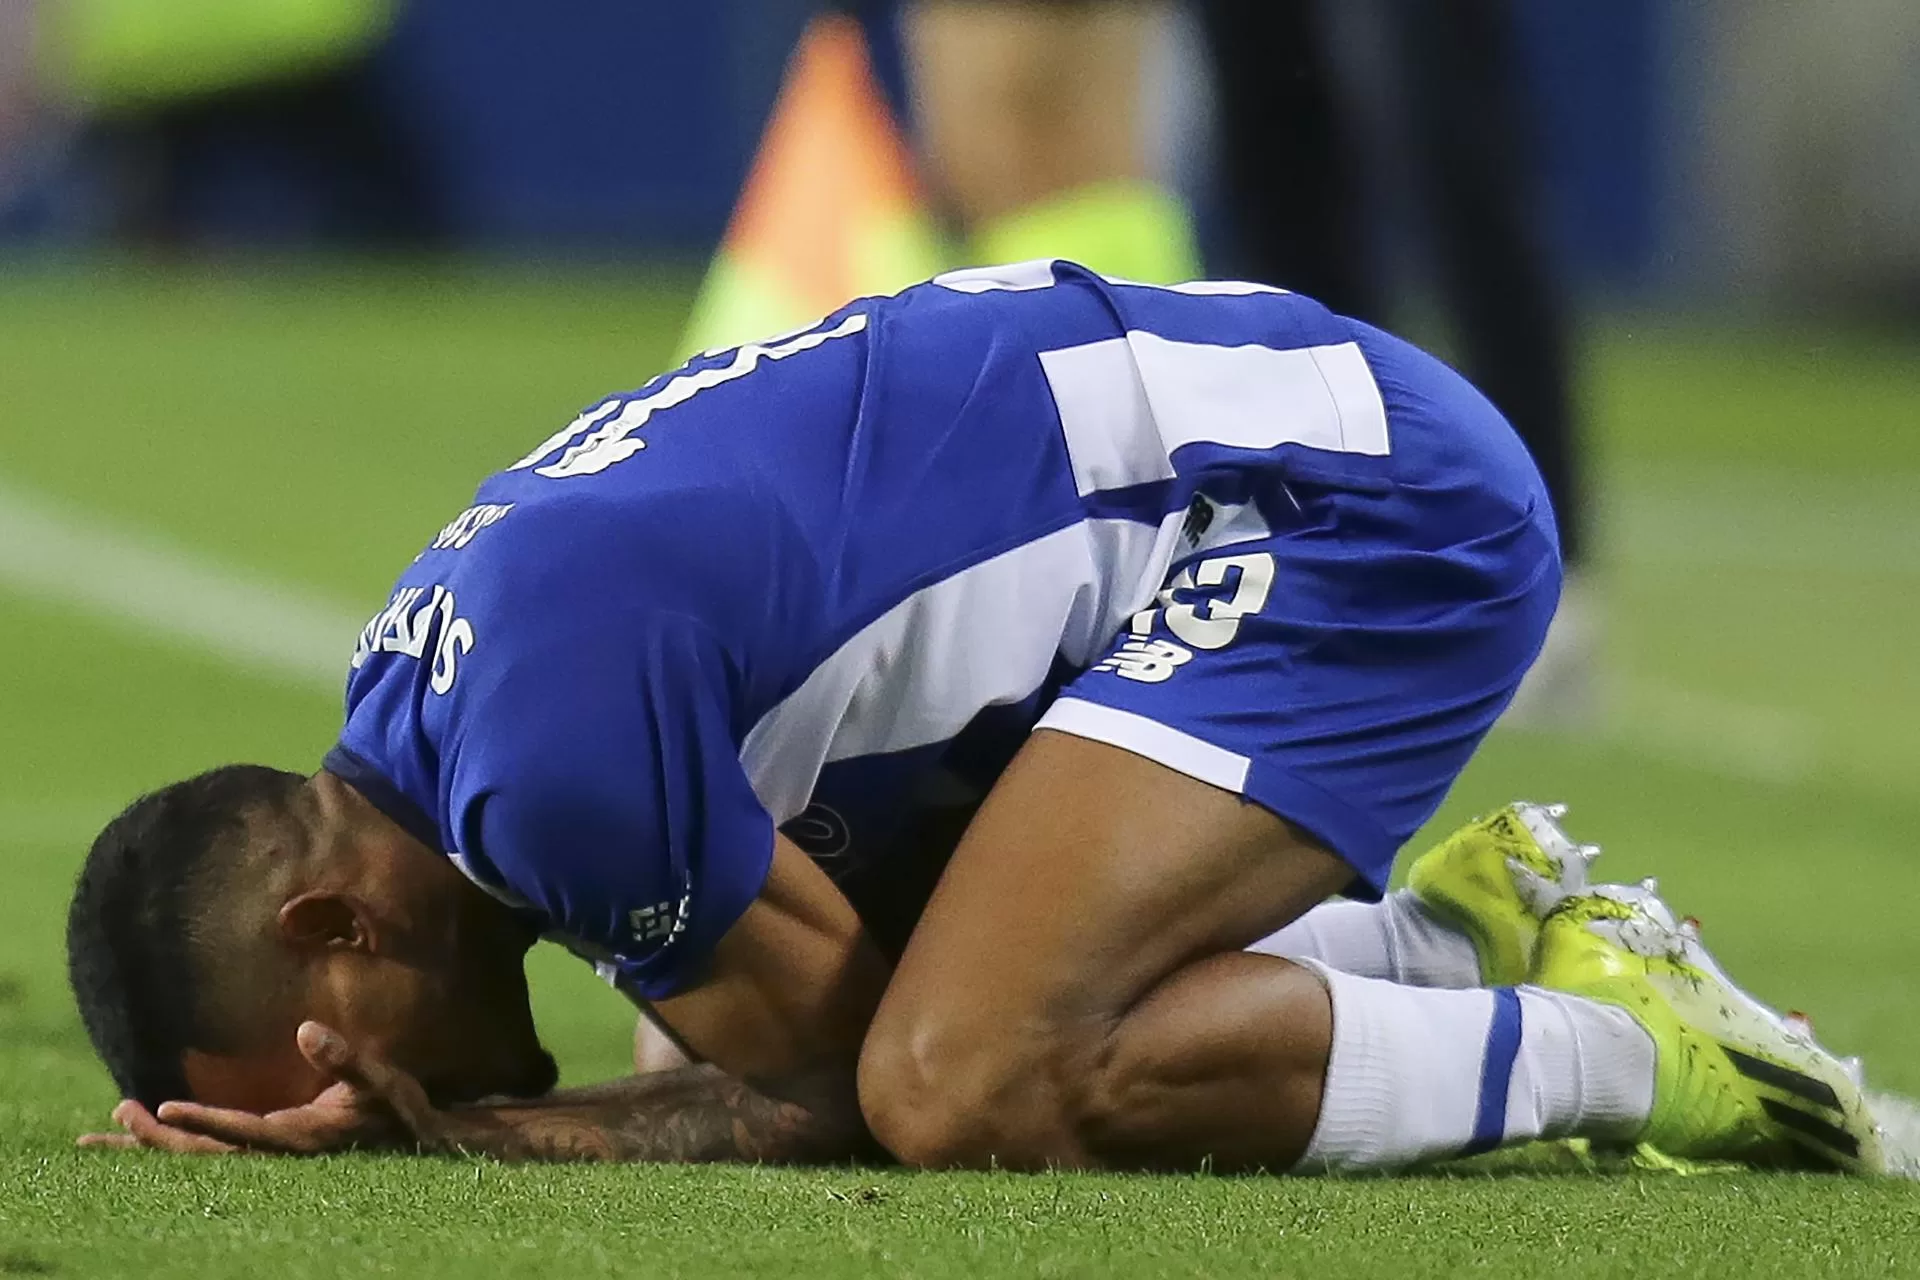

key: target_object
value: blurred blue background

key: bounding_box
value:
[10,0,1910,308]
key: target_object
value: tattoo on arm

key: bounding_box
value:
[439,1065,870,1165]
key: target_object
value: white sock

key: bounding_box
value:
[1249,892,1484,988]
[1294,962,1656,1173]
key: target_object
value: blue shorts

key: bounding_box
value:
[1035,324,1561,896]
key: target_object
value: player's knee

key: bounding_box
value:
[855,1018,991,1167]
[857,1015,1077,1169]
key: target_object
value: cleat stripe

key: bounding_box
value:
[1462,988,1524,1157]
[1760,1098,1861,1160]
[1723,1046,1844,1112]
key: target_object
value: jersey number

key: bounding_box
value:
[1160,553,1276,650]
[1095,552,1276,683]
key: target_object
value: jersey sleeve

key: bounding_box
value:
[444,608,774,1001]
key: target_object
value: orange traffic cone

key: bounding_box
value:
[676,13,948,361]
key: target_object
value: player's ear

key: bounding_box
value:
[277,892,375,953]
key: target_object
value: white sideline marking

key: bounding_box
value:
[1611,677,1815,785]
[1500,681,1814,787]
[0,478,357,692]
[1509,466,1920,788]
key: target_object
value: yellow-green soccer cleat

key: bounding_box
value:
[1406,801,1600,986]
[1533,887,1887,1174]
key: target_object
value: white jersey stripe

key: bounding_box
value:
[740,513,1185,823]
[1105,277,1291,297]
[1039,338,1166,496]
[933,260,1290,298]
[1304,341,1393,456]
[932,260,1061,293]
[1127,333,1391,461]
[1042,335,1391,497]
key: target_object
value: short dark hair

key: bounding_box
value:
[67,765,306,1108]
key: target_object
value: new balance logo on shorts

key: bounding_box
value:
[1094,637,1194,683]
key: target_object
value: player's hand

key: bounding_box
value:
[76,1075,388,1156]
[77,1022,425,1156]
[78,1098,252,1155]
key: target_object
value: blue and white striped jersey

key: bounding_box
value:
[325,260,1553,999]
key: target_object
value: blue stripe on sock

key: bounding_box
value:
[1463,988,1525,1157]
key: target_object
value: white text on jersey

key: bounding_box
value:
[351,584,476,695]
[508,312,870,480]
[427,503,514,552]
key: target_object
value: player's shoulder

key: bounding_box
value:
[344,483,754,738]
[883,259,1349,354]
[850,262,1130,401]
[415,482,760,634]
[883,259,1114,330]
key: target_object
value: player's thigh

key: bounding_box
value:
[865,728,1350,1099]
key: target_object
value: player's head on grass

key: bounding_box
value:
[67,766,558,1112]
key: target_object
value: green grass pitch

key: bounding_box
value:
[0,262,1915,1278]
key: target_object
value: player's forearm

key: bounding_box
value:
[437,1065,870,1164]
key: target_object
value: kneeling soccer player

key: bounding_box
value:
[68,261,1884,1174]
